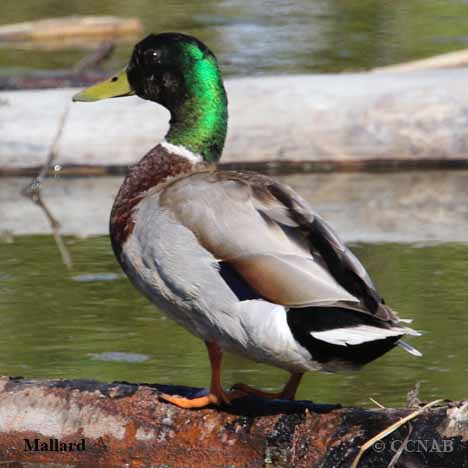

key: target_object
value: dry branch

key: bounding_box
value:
[21,104,72,268]
[73,41,115,73]
[0,376,466,467]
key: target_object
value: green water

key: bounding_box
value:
[0,235,466,408]
[2,1,468,75]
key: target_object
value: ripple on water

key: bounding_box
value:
[71,273,120,282]
[87,352,150,363]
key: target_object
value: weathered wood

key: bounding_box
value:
[373,48,468,73]
[3,158,468,178]
[0,376,465,467]
[0,16,143,42]
[4,71,468,169]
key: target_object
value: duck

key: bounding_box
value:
[73,32,421,409]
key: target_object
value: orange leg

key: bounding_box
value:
[160,341,246,409]
[232,372,303,400]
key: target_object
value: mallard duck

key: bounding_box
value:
[73,33,421,409]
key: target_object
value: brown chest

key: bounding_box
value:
[109,147,196,256]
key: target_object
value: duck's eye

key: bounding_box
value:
[145,49,162,64]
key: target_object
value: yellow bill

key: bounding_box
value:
[72,69,134,102]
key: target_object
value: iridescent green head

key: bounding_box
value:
[73,33,228,162]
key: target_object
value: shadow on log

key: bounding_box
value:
[0,376,466,467]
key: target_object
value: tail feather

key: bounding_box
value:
[399,318,414,324]
[397,339,422,357]
[310,322,420,347]
[287,306,421,368]
[310,324,403,346]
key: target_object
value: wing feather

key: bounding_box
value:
[229,254,358,307]
[160,171,400,323]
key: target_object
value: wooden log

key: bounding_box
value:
[0,376,466,467]
[3,158,468,178]
[3,71,468,169]
[373,48,468,73]
[0,16,143,42]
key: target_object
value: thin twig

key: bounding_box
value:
[22,104,73,268]
[73,41,115,73]
[350,399,443,468]
[369,397,386,409]
[387,422,413,468]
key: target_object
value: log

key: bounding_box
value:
[4,71,468,170]
[0,16,143,42]
[372,48,468,73]
[0,376,466,467]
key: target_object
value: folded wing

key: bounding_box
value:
[160,172,386,314]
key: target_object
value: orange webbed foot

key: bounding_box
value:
[159,389,246,409]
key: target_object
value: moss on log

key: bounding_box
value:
[0,376,466,467]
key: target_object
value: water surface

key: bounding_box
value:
[2,1,468,75]
[1,235,466,408]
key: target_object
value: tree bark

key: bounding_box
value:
[0,376,466,467]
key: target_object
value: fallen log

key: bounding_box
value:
[372,47,468,73]
[0,16,143,42]
[4,71,468,169]
[0,376,466,467]
[3,158,468,178]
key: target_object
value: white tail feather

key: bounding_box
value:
[397,339,423,357]
[401,326,422,337]
[399,318,413,324]
[310,325,404,346]
[310,323,421,347]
